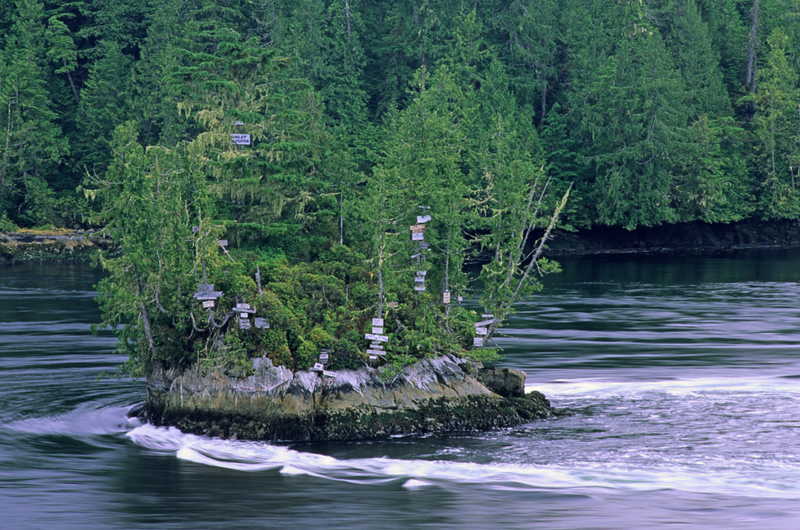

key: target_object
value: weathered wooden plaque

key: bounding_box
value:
[473,337,484,347]
[367,349,386,356]
[323,370,337,378]
[387,302,399,308]
[415,276,425,283]
[481,314,494,318]
[372,318,384,326]
[231,133,251,145]
[442,290,450,304]
[311,362,324,372]
[218,240,228,246]
[410,224,426,233]
[416,270,427,276]
[475,327,488,335]
[417,215,431,224]
[474,318,498,327]
[236,303,251,310]
[371,327,383,335]
[239,318,251,329]
[365,333,388,342]
[254,317,269,329]
[203,300,215,308]
[414,285,426,291]
[412,232,424,241]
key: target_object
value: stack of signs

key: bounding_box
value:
[236,302,255,329]
[411,208,431,292]
[415,270,426,292]
[194,283,223,305]
[319,349,330,366]
[473,314,495,348]
[365,318,387,361]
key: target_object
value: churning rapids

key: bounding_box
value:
[3,251,800,529]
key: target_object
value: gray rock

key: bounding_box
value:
[140,355,560,441]
[476,367,527,398]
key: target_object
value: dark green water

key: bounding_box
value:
[2,251,800,529]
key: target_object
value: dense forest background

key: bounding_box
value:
[1,0,799,231]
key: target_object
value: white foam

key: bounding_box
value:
[125,424,800,498]
[526,376,800,398]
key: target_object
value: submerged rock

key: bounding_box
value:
[140,355,562,442]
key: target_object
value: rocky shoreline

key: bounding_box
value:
[138,355,563,442]
[0,229,112,262]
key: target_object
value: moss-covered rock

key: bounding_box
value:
[139,355,563,441]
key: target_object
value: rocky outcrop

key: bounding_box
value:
[139,355,561,441]
[0,230,112,262]
[476,367,527,398]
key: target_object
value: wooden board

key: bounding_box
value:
[365,333,388,342]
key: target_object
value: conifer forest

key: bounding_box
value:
[2,0,798,374]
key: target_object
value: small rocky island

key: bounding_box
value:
[138,355,561,442]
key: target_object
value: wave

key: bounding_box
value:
[126,423,800,498]
[526,375,800,397]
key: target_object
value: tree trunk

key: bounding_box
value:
[745,0,759,114]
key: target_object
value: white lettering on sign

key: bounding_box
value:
[231,134,251,145]
[203,300,215,308]
[371,327,384,334]
[323,370,337,378]
[415,276,425,283]
[365,333,388,342]
[372,318,384,326]
[412,232,424,241]
[367,349,386,356]
[481,314,494,318]
[236,303,251,310]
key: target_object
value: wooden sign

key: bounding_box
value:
[474,319,498,327]
[368,355,377,362]
[415,276,425,283]
[194,291,223,300]
[254,317,269,329]
[368,343,384,350]
[481,314,495,318]
[458,296,463,302]
[239,319,251,329]
[412,232,424,241]
[372,318,384,326]
[367,349,386,356]
[198,284,214,292]
[475,327,488,335]
[411,252,425,259]
[203,300,215,308]
[234,120,244,126]
[311,362,324,372]
[414,285,426,291]
[387,302,399,308]
[417,215,431,224]
[473,337,484,347]
[372,327,384,334]
[236,303,251,310]
[319,353,329,363]
[419,242,430,249]
[323,370,337,378]
[443,290,450,304]
[218,240,228,247]
[365,333,388,342]
[231,134,251,145]
[416,270,427,276]
[410,224,426,233]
